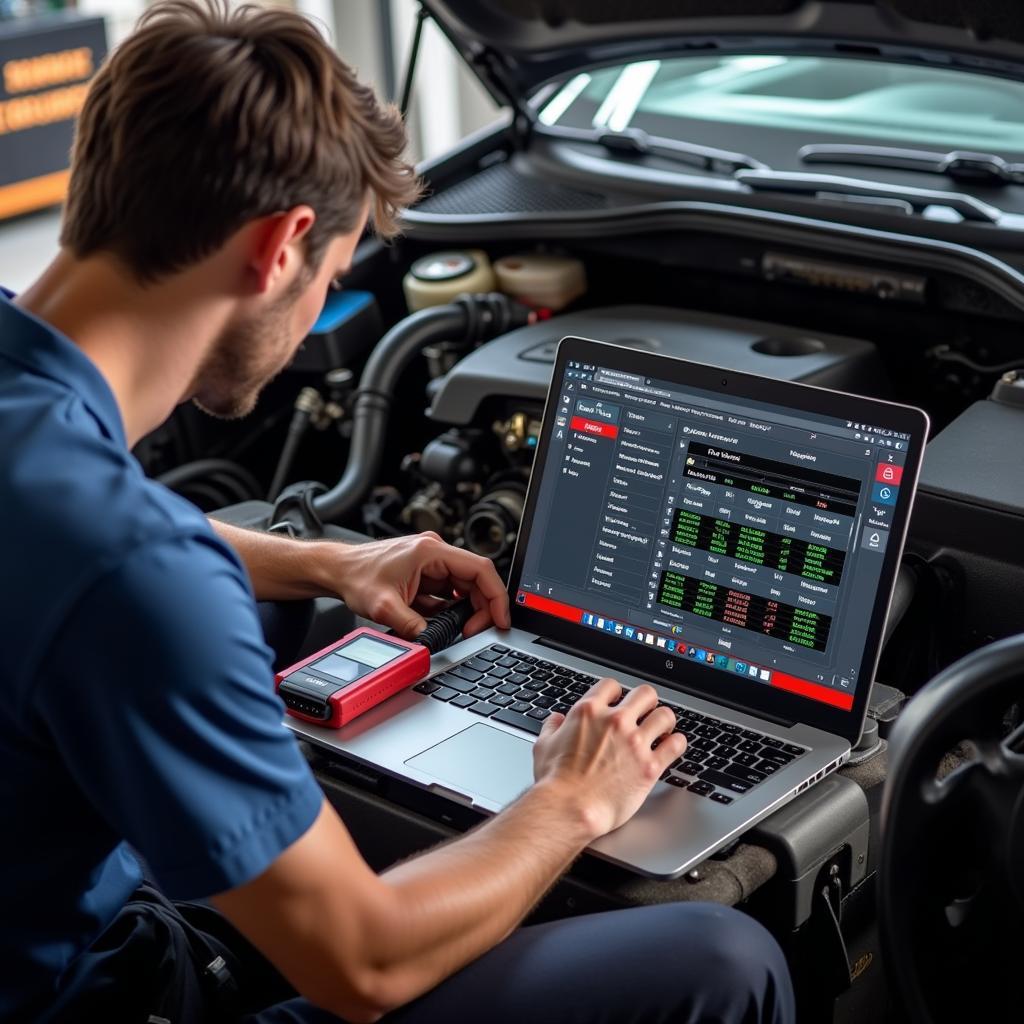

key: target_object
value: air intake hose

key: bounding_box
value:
[312,293,533,523]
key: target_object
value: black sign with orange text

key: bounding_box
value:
[0,13,107,220]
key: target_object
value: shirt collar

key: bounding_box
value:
[0,287,127,447]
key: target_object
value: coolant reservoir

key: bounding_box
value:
[493,253,586,311]
[403,250,496,310]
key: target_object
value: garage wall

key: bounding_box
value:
[76,0,500,161]
[0,0,500,288]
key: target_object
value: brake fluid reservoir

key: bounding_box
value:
[403,250,496,311]
[493,253,587,311]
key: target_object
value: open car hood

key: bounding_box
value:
[423,1,1024,104]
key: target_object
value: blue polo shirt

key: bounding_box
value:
[0,291,324,1020]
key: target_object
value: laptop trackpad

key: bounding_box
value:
[405,724,534,806]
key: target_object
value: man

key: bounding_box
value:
[0,2,795,1021]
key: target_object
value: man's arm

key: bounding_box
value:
[209,520,332,602]
[210,522,509,638]
[212,781,591,1023]
[212,681,686,1023]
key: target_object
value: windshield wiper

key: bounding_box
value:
[735,169,1002,224]
[535,123,770,176]
[532,124,1003,220]
[799,144,1024,188]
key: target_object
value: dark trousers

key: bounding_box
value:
[251,900,795,1024]
[57,882,794,1024]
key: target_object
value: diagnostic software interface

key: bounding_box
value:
[517,360,913,712]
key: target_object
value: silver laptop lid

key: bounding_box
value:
[505,337,929,747]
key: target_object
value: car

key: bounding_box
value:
[139,4,1024,1020]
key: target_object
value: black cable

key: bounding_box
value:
[208,471,253,507]
[178,481,231,511]
[413,600,474,655]
[928,346,1024,375]
[158,458,262,497]
[268,388,321,502]
[210,405,293,461]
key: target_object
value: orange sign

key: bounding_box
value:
[0,15,107,220]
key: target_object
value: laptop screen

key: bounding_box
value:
[514,347,920,715]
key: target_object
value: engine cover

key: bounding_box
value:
[428,304,883,425]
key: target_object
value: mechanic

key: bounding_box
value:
[0,2,795,1021]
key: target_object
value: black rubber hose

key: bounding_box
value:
[158,458,262,502]
[313,294,532,523]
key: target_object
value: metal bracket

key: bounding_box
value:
[750,773,870,929]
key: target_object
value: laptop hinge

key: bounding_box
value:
[533,637,796,729]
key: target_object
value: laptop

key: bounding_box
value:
[287,337,928,878]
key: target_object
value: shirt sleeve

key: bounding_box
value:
[36,532,324,898]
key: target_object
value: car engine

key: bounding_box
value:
[394,300,886,571]
[136,231,1024,679]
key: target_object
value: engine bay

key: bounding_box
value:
[139,223,1024,698]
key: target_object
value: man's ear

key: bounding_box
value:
[249,206,316,295]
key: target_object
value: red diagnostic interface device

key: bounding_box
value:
[275,627,431,728]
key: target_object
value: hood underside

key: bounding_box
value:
[423,1,1024,101]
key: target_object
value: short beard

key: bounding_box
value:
[191,275,306,420]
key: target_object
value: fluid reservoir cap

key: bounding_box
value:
[411,251,477,282]
[992,369,1024,408]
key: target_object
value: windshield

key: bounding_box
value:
[538,55,1024,157]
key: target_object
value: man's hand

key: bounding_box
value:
[209,522,509,640]
[533,679,688,838]
[330,532,510,639]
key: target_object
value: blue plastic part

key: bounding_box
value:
[311,290,374,335]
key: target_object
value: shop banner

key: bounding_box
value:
[0,13,107,220]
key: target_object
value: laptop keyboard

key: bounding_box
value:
[413,644,808,804]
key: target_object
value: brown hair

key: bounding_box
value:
[61,0,420,280]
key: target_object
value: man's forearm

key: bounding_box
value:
[212,782,596,1022]
[208,522,509,640]
[210,520,337,600]
[367,778,595,1008]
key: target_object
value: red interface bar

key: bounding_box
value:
[517,591,855,711]
[570,415,618,439]
[518,591,587,623]
[767,672,854,711]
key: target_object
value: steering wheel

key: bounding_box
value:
[880,633,1024,1023]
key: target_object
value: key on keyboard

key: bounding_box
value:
[492,708,543,735]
